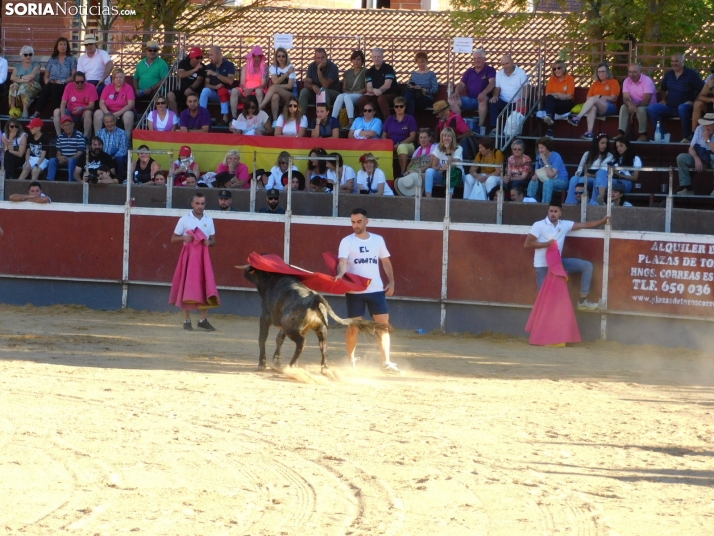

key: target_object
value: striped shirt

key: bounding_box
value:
[97,127,128,158]
[408,70,438,98]
[55,128,86,157]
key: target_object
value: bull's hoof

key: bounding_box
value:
[256,363,267,372]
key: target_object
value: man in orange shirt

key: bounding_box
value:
[568,63,620,140]
[542,60,575,137]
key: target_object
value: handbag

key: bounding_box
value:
[442,166,463,187]
[535,166,550,183]
[339,108,349,128]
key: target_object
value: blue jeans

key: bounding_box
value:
[565,175,594,204]
[527,178,568,204]
[590,169,632,203]
[489,98,509,127]
[646,102,694,139]
[425,168,444,194]
[200,87,229,115]
[536,257,593,295]
[47,156,79,181]
[460,95,479,111]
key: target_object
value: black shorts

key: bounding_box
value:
[345,291,389,318]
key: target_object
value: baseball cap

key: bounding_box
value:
[267,188,280,198]
[218,189,232,199]
[60,115,73,124]
[188,46,203,59]
[146,41,159,50]
[178,145,191,157]
[28,117,44,129]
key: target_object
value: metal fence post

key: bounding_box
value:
[497,163,504,225]
[250,150,257,213]
[600,164,615,340]
[121,149,133,309]
[665,167,673,233]
[285,158,294,264]
[440,162,452,333]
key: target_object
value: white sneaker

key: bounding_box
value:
[577,299,599,311]
[382,362,401,374]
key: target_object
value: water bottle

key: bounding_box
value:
[654,121,662,142]
[416,328,427,334]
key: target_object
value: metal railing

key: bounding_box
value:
[136,56,182,130]
[493,60,544,151]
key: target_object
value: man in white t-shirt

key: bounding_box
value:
[171,192,218,331]
[77,36,113,89]
[524,201,609,311]
[489,55,528,132]
[335,208,399,373]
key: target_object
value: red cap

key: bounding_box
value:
[217,86,230,103]
[27,117,44,129]
[188,47,203,59]
[60,115,74,124]
[179,145,192,157]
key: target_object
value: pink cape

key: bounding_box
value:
[243,252,370,294]
[169,228,220,310]
[526,243,582,346]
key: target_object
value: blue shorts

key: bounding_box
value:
[345,291,389,318]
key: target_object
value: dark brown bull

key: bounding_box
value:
[239,265,389,370]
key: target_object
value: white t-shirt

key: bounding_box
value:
[77,49,112,84]
[338,232,390,294]
[327,166,357,193]
[231,110,270,135]
[355,168,394,196]
[528,217,574,267]
[269,64,297,81]
[266,164,299,190]
[174,211,216,238]
[276,114,308,136]
[431,146,464,173]
[496,66,528,102]
[148,109,179,131]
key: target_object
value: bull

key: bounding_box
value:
[238,265,390,371]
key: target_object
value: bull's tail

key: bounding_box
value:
[317,296,391,338]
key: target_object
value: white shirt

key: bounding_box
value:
[174,211,215,238]
[276,114,307,136]
[0,57,8,85]
[148,109,179,131]
[575,151,615,176]
[327,165,357,193]
[496,66,528,102]
[529,217,574,267]
[338,232,390,294]
[355,168,394,196]
[266,164,299,190]
[77,49,112,84]
[269,64,297,81]
[432,146,464,173]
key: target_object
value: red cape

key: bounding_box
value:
[244,252,370,294]
[526,243,581,345]
[169,228,220,310]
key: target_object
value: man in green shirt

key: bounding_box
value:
[133,41,169,101]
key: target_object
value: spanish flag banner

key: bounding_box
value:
[132,131,395,181]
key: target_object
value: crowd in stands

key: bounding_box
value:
[3,36,714,203]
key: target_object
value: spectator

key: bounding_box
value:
[504,138,532,192]
[510,183,536,203]
[567,63,620,140]
[573,183,587,204]
[310,176,329,193]
[326,152,357,193]
[284,170,306,191]
[489,55,528,134]
[179,94,211,132]
[542,60,575,137]
[691,63,714,135]
[253,168,270,191]
[425,127,463,198]
[181,173,198,187]
[170,145,200,186]
[147,96,178,131]
[592,136,641,203]
[311,103,340,138]
[9,45,41,119]
[355,153,394,195]
[152,171,167,186]
[565,133,614,203]
[230,95,271,135]
[274,97,307,137]
[34,37,76,120]
[77,36,113,89]
[676,112,714,196]
[17,117,49,181]
[526,136,568,204]
[0,45,8,88]
[306,147,328,185]
[133,41,169,102]
[463,136,504,200]
[266,151,298,190]
[647,53,703,143]
[167,47,205,114]
[217,189,235,211]
[94,69,135,139]
[382,96,418,175]
[331,50,366,128]
[2,118,28,179]
[48,115,85,181]
[608,183,633,206]
[9,181,51,203]
[403,51,438,116]
[74,136,115,182]
[216,150,250,188]
[257,47,296,122]
[131,144,161,184]
[449,49,496,133]
[433,100,473,140]
[259,188,286,214]
[349,104,382,139]
[96,113,128,180]
[299,48,340,112]
[54,71,97,136]
[394,128,436,196]
[619,63,655,141]
[358,48,398,120]
[231,45,267,120]
[200,46,236,125]
[488,185,502,202]
[96,164,118,184]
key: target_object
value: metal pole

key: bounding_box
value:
[82,180,89,204]
[284,158,294,264]
[166,149,174,208]
[250,150,257,213]
[665,167,673,233]
[121,149,133,309]
[580,178,588,222]
[496,163,504,225]
[440,162,452,333]
[331,156,339,218]
[415,173,422,222]
[600,164,614,340]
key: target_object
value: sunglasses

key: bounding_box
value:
[394,104,405,108]
[268,196,279,200]
[288,103,298,108]
[147,48,159,52]
[552,66,563,71]
[156,101,166,105]
[76,80,85,84]
[8,125,18,129]
[363,108,374,113]
[277,54,286,58]
[575,191,585,195]
[24,53,33,57]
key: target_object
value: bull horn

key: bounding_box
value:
[234,264,251,270]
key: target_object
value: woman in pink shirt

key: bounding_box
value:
[216,150,250,188]
[94,68,135,136]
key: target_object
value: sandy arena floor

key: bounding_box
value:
[0,304,712,535]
